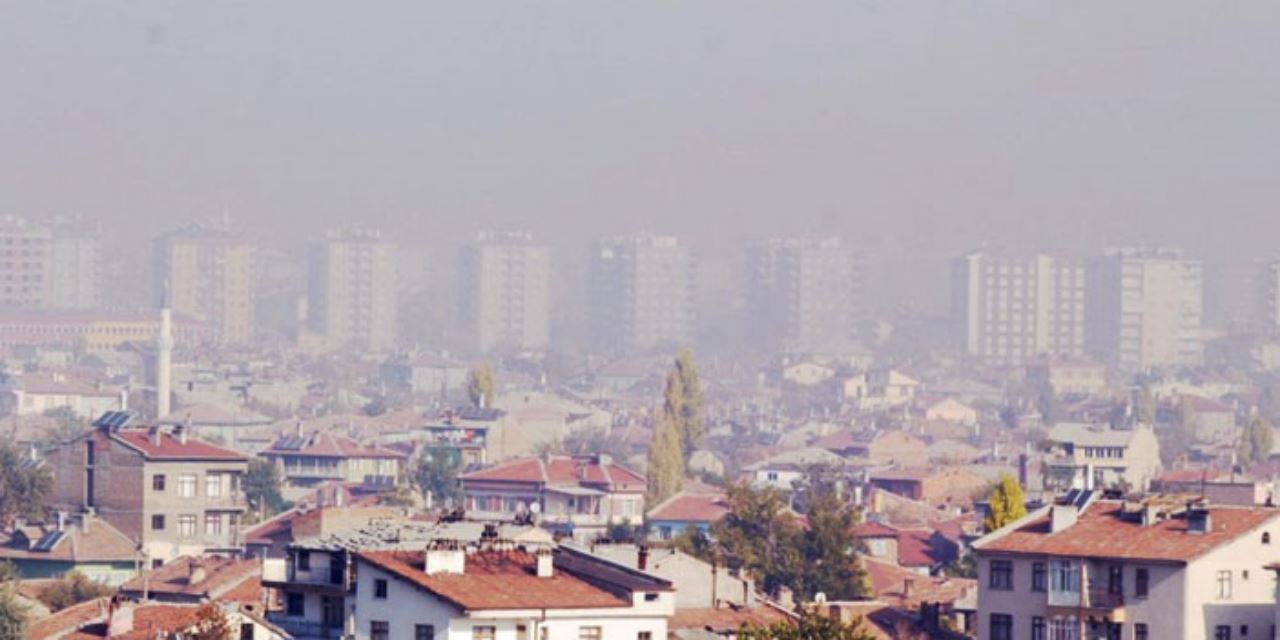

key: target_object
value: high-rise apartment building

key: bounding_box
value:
[459,231,551,354]
[48,226,101,309]
[950,251,1086,364]
[746,237,863,355]
[1263,260,1280,334]
[589,234,694,353]
[307,229,398,352]
[153,226,256,346]
[0,215,52,309]
[1086,247,1203,370]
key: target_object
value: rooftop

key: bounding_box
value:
[460,455,646,491]
[110,428,247,462]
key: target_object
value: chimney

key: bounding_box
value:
[535,548,554,578]
[56,511,66,532]
[81,508,94,534]
[1050,504,1078,533]
[187,559,207,586]
[424,540,466,575]
[156,305,173,421]
[295,421,304,437]
[1018,454,1029,488]
[1187,502,1212,534]
[903,577,914,599]
[118,389,129,411]
[176,425,188,445]
[149,425,162,447]
[638,546,649,571]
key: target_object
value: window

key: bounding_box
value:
[415,625,435,640]
[297,551,311,572]
[1217,570,1233,599]
[989,560,1013,590]
[177,474,197,498]
[1264,532,1272,545]
[204,514,221,536]
[515,625,527,640]
[1048,617,1079,640]
[206,474,221,497]
[153,475,166,491]
[1135,568,1149,598]
[1031,616,1045,640]
[1216,626,1231,640]
[473,626,496,640]
[371,621,390,640]
[374,578,388,599]
[989,613,1012,640]
[638,634,653,640]
[285,593,305,616]
[1135,624,1148,640]
[1107,565,1123,594]
[240,623,255,640]
[579,627,602,640]
[1241,625,1248,637]
[178,515,196,538]
[1031,562,1047,592]
[151,515,165,531]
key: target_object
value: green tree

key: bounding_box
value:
[670,349,705,457]
[646,410,684,502]
[0,581,28,640]
[37,571,111,612]
[799,490,872,601]
[1238,417,1275,465]
[0,445,52,529]
[739,608,876,640]
[1137,384,1157,425]
[42,407,89,444]
[983,474,1027,532]
[412,448,464,507]
[243,459,289,521]
[467,362,495,408]
[710,482,804,596]
[1037,387,1061,426]
[0,562,17,585]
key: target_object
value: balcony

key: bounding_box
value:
[261,557,348,593]
[1048,587,1126,622]
[265,614,344,640]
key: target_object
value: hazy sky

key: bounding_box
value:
[3,1,1278,277]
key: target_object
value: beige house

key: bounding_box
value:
[46,419,249,566]
[259,430,407,498]
[1043,423,1161,492]
[974,495,1280,640]
[1026,356,1108,397]
[924,397,979,425]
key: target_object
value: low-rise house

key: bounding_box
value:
[923,397,979,425]
[973,492,1280,640]
[379,352,469,395]
[46,413,250,566]
[351,542,674,640]
[459,454,646,541]
[1043,423,1161,492]
[743,447,847,491]
[813,429,930,466]
[160,403,274,451]
[0,512,138,585]
[259,428,407,496]
[118,555,261,604]
[1175,394,1238,444]
[645,488,731,541]
[868,466,991,509]
[846,369,920,410]
[1025,356,1108,397]
[27,598,287,640]
[1149,470,1274,506]
[0,373,123,419]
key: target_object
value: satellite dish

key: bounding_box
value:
[814,592,827,604]
[530,502,542,515]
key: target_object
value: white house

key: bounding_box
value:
[350,541,675,640]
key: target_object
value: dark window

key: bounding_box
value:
[416,625,435,640]
[1242,626,1249,637]
[286,593,305,617]
[85,441,95,465]
[1031,616,1045,640]
[1136,624,1148,640]
[644,593,659,602]
[1031,562,1046,592]
[240,623,255,640]
[371,621,390,640]
[374,578,388,599]
[151,515,165,531]
[989,613,1012,640]
[638,634,653,640]
[1108,565,1123,594]
[989,560,1013,590]
[1264,532,1272,545]
[1217,626,1232,640]
[1136,568,1149,598]
[152,475,166,491]
[297,550,311,572]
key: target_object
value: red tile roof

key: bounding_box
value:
[895,530,940,568]
[863,556,976,607]
[110,429,247,461]
[647,490,730,523]
[669,604,794,632]
[460,456,646,492]
[261,431,406,459]
[0,516,137,563]
[357,549,633,610]
[119,556,259,599]
[26,597,109,639]
[979,501,1280,562]
[851,521,900,539]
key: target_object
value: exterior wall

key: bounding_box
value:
[1182,520,1279,639]
[460,233,552,354]
[7,559,136,586]
[140,457,247,562]
[10,390,120,418]
[307,231,399,352]
[746,238,863,354]
[952,252,1086,364]
[1088,248,1204,370]
[154,230,256,346]
[590,234,693,353]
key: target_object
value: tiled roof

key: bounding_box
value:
[647,490,730,523]
[119,556,259,599]
[851,521,900,539]
[669,604,794,632]
[261,431,407,459]
[863,556,976,607]
[0,516,137,563]
[978,501,1280,562]
[895,530,940,567]
[356,549,631,610]
[460,456,646,491]
[110,429,247,461]
[26,597,109,639]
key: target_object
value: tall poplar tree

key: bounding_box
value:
[646,410,684,502]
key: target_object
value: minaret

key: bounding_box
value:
[157,300,173,421]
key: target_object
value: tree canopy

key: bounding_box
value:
[646,409,684,502]
[412,447,464,507]
[670,349,704,457]
[467,362,495,408]
[0,445,51,529]
[1238,417,1274,466]
[739,608,876,640]
[243,459,289,522]
[983,474,1027,532]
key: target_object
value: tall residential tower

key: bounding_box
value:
[589,234,694,353]
[459,231,551,354]
[746,237,863,355]
[153,226,255,346]
[307,229,399,352]
[1086,246,1203,370]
